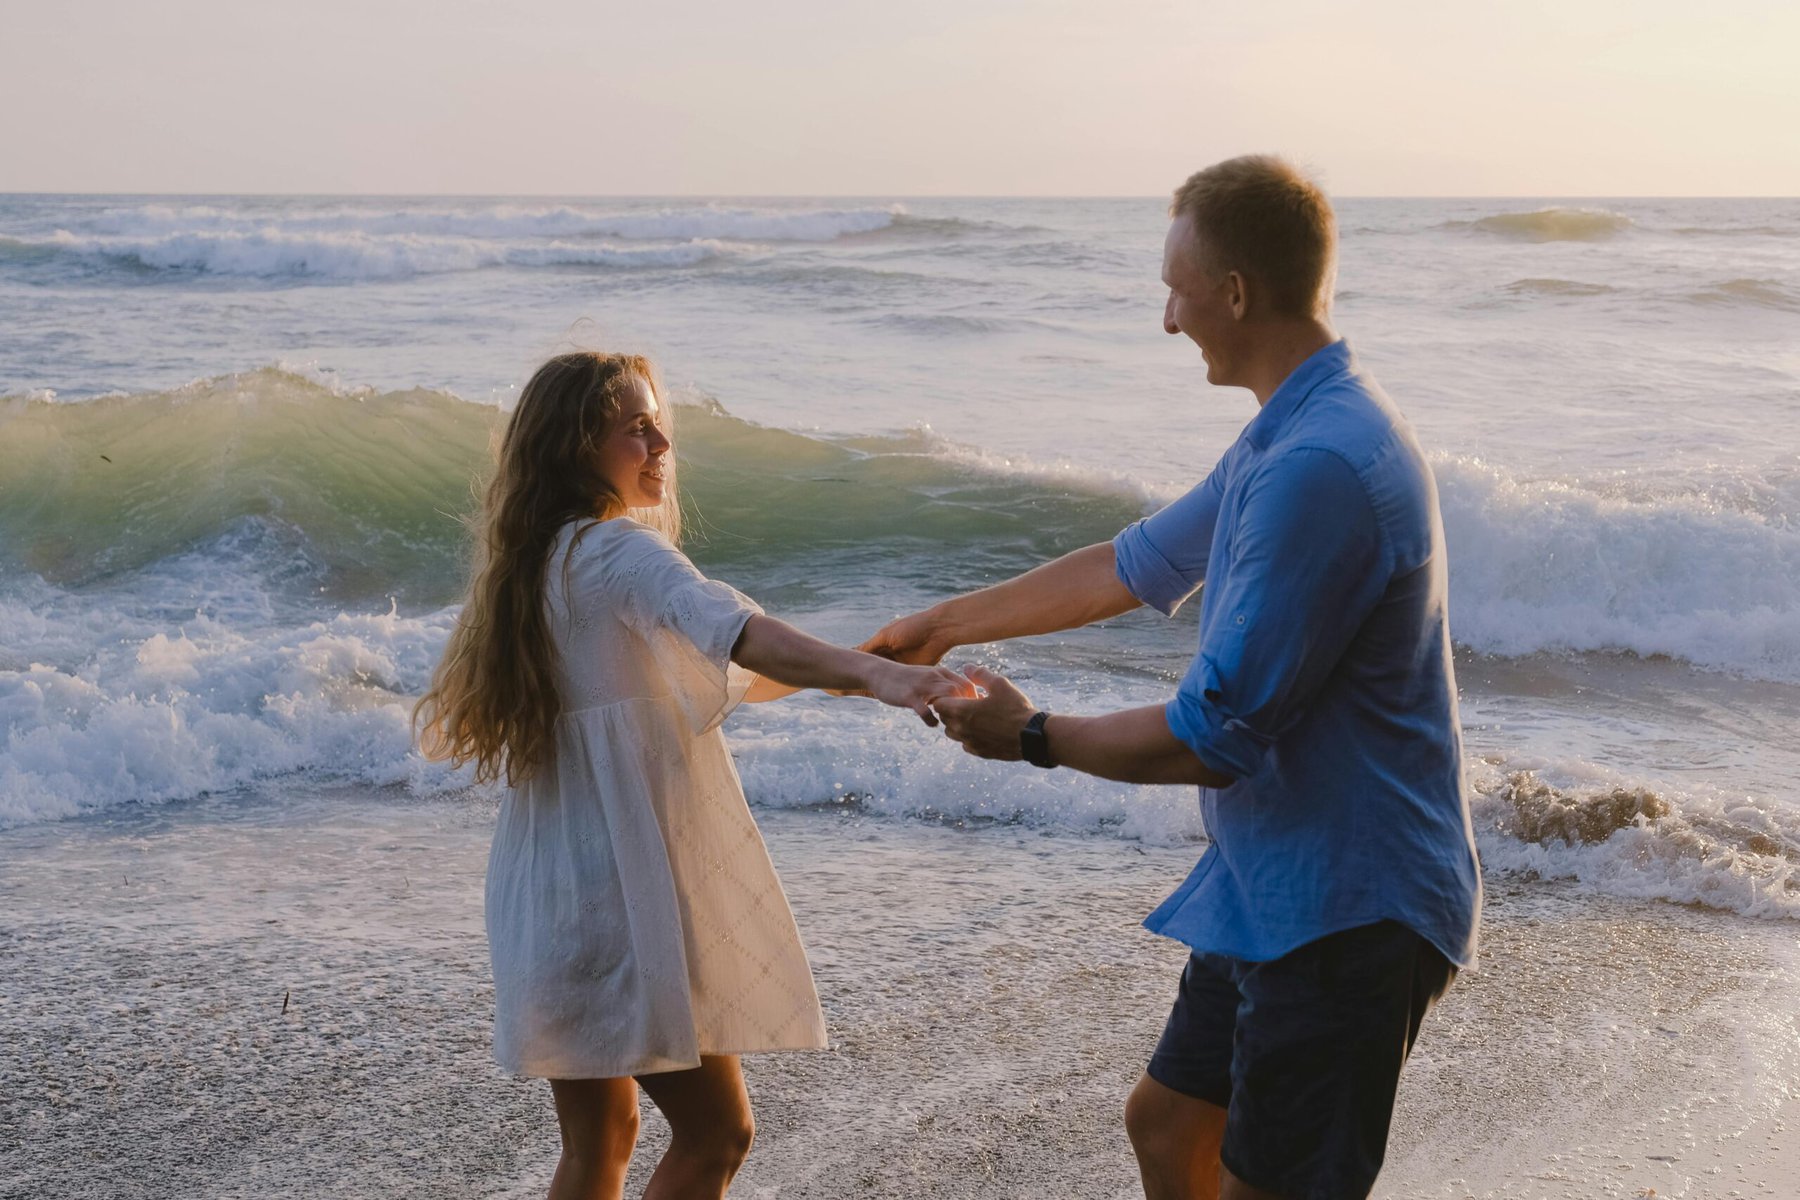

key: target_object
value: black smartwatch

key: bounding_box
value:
[1019,711,1056,768]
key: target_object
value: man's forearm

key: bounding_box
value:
[1042,705,1235,787]
[933,542,1142,647]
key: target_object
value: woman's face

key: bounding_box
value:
[595,375,671,510]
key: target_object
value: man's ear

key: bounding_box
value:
[1226,270,1250,320]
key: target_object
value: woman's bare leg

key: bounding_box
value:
[636,1055,756,1200]
[548,1077,640,1200]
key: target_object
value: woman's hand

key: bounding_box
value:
[862,660,978,727]
[731,615,971,717]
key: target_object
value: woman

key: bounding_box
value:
[417,352,968,1199]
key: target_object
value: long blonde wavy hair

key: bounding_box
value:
[415,352,681,786]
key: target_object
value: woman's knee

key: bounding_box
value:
[681,1112,754,1172]
[552,1078,641,1155]
[604,1100,642,1153]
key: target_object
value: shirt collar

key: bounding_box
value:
[1242,338,1354,451]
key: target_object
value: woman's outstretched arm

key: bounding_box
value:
[731,614,974,724]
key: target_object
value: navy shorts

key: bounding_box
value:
[1146,920,1455,1199]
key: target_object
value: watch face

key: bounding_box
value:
[1020,713,1053,767]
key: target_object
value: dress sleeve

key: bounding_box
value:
[589,521,765,734]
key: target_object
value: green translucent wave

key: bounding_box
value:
[1,370,1145,605]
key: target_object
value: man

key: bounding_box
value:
[863,156,1482,1200]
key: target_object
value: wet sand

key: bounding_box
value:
[3,784,1796,1198]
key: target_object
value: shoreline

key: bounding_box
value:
[3,784,1797,1198]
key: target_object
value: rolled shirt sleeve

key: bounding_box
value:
[1167,447,1388,780]
[1112,460,1227,616]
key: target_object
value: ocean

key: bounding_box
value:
[4,194,1799,1197]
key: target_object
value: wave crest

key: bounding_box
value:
[1502,277,1617,298]
[1437,457,1800,682]
[6,372,1800,683]
[1689,278,1800,312]
[17,229,736,280]
[1457,207,1635,242]
[0,370,1150,603]
[84,202,903,243]
[1471,761,1800,919]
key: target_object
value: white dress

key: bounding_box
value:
[485,517,828,1078]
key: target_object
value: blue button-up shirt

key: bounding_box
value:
[1113,340,1481,967]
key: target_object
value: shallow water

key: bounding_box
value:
[4,785,1795,1198]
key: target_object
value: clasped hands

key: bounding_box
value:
[851,610,1038,760]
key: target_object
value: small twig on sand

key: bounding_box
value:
[281,990,291,1015]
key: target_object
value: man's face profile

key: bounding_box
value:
[1160,212,1237,387]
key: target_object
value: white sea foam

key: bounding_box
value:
[0,569,1192,838]
[1467,755,1800,919]
[34,229,739,280]
[727,687,1204,846]
[0,592,476,827]
[84,202,903,243]
[9,581,1796,923]
[1435,456,1800,682]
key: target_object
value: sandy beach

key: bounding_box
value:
[5,784,1795,1199]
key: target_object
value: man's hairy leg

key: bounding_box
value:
[1126,1073,1226,1200]
[1125,1073,1282,1200]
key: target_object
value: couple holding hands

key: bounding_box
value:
[417,156,1483,1200]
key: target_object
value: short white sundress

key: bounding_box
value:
[485,516,828,1078]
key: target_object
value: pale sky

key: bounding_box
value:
[3,0,1796,195]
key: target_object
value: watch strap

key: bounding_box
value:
[1020,710,1056,768]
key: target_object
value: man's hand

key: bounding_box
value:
[934,664,1037,759]
[859,544,1139,671]
[860,607,957,667]
[939,670,1236,786]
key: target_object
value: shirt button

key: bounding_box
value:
[1235,614,1246,625]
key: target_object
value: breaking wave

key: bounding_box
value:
[1436,457,1800,683]
[6,372,1800,679]
[1456,208,1635,242]
[81,202,903,243]
[1687,278,1800,312]
[1502,277,1618,298]
[4,369,1799,883]
[1469,758,1800,919]
[4,230,740,280]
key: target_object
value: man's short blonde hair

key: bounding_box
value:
[1170,155,1336,318]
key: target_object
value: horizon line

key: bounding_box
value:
[2,190,1797,202]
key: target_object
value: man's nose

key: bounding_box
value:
[1163,292,1180,336]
